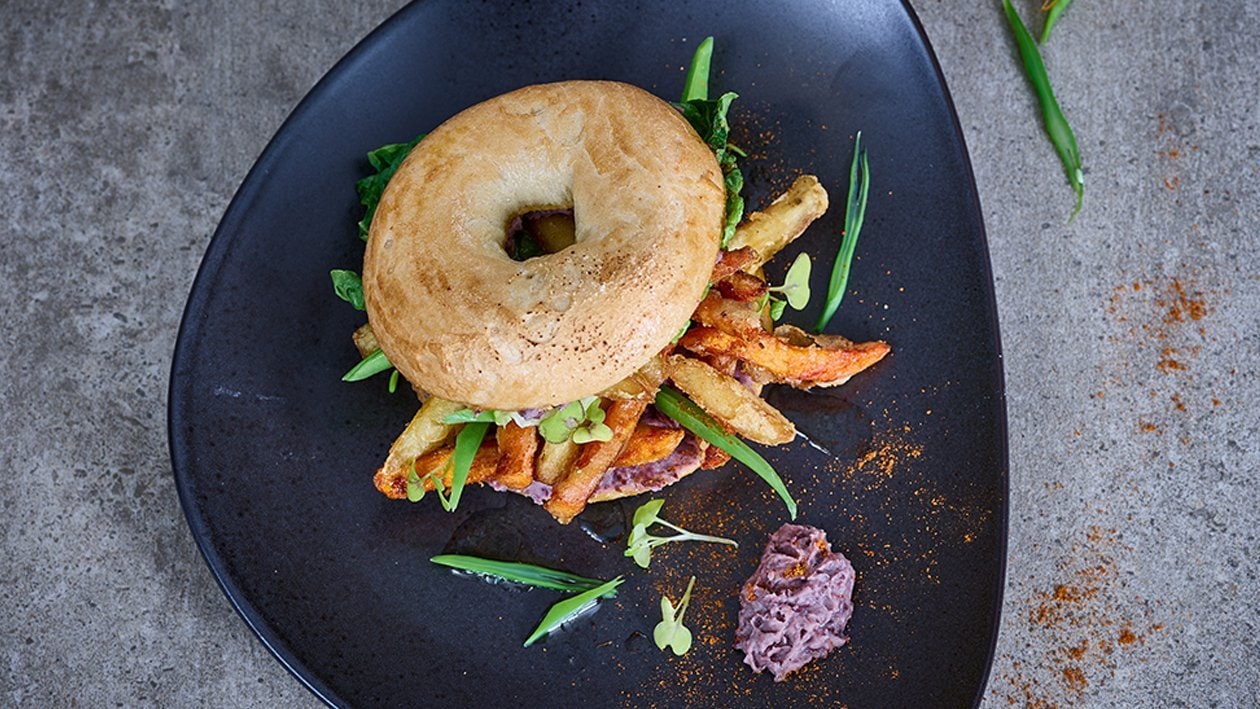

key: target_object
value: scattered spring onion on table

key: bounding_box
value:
[1039,0,1074,44]
[1003,0,1084,220]
[654,386,798,519]
[816,131,870,333]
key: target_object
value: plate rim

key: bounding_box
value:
[167,1,1009,706]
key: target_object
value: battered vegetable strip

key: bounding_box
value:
[598,354,669,401]
[665,355,795,445]
[494,422,539,491]
[727,175,829,271]
[709,246,760,283]
[351,323,379,359]
[374,437,499,499]
[678,325,890,389]
[372,396,464,497]
[535,438,579,486]
[611,424,687,468]
[544,399,648,524]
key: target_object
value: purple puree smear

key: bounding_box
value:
[735,523,856,682]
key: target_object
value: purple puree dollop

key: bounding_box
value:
[734,523,856,682]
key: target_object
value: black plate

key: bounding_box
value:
[169,1,1006,706]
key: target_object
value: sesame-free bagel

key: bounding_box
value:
[362,81,724,410]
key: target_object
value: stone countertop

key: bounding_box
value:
[2,1,1256,706]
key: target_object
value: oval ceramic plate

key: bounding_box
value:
[170,1,1006,706]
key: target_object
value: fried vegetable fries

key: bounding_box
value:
[367,175,890,522]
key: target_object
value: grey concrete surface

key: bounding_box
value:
[1,1,1255,706]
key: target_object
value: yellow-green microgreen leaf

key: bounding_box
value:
[654,576,696,656]
[405,462,424,503]
[777,252,812,310]
[768,297,788,322]
[624,498,737,569]
[524,576,624,647]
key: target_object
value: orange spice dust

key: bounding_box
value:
[993,526,1163,706]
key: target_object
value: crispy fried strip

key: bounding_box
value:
[728,175,829,271]
[692,291,764,335]
[599,353,670,401]
[373,397,465,498]
[699,442,732,470]
[715,271,769,302]
[535,438,580,486]
[352,323,379,359]
[373,437,500,499]
[611,424,687,468]
[709,246,760,282]
[495,422,539,491]
[665,355,796,445]
[543,399,648,524]
[678,325,890,389]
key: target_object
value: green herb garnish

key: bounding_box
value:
[444,408,515,426]
[430,554,606,593]
[387,368,400,394]
[654,576,697,656]
[524,576,625,647]
[625,499,737,569]
[654,387,797,519]
[342,348,392,381]
[444,421,490,512]
[329,269,365,310]
[355,134,423,240]
[538,397,611,444]
[1003,0,1084,221]
[681,36,714,102]
[762,251,812,320]
[816,131,870,332]
[676,37,745,247]
[1040,0,1073,44]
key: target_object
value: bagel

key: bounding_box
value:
[363,81,725,410]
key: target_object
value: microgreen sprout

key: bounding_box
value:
[654,576,697,656]
[759,251,812,321]
[624,499,737,569]
[538,397,611,444]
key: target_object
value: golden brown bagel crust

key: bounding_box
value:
[363,81,724,409]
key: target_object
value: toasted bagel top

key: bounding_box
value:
[363,80,724,409]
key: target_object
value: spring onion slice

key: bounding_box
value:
[654,387,797,520]
[1003,0,1084,220]
[342,348,392,381]
[444,421,490,512]
[681,36,714,102]
[816,131,870,332]
[1039,0,1073,44]
[430,555,606,593]
[523,576,624,647]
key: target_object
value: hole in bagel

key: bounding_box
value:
[505,208,576,261]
